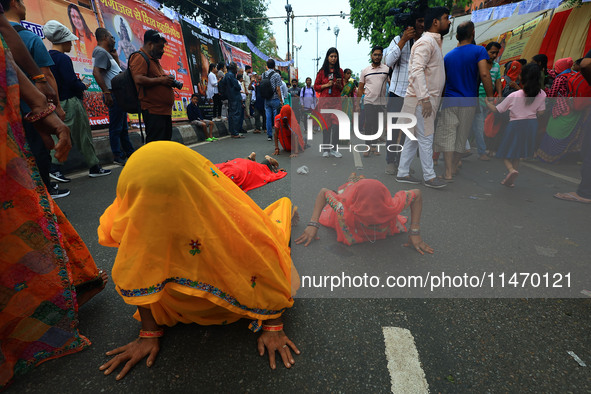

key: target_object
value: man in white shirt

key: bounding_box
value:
[244,65,252,118]
[358,46,390,156]
[384,11,425,173]
[395,6,451,189]
[206,63,221,120]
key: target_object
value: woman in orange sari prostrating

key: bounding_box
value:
[98,141,301,379]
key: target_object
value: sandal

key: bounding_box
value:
[553,192,591,204]
[231,135,245,139]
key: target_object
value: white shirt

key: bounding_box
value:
[280,81,288,103]
[384,35,414,97]
[207,71,218,99]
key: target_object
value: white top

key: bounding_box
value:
[384,35,414,97]
[207,71,218,98]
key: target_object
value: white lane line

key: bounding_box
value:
[382,327,429,394]
[354,149,363,169]
[520,162,580,184]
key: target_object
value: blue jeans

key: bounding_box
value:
[109,96,135,158]
[578,121,591,198]
[265,98,281,138]
[470,104,487,156]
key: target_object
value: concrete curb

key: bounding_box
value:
[61,118,257,173]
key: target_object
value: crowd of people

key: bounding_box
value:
[1,0,591,389]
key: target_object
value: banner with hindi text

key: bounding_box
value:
[21,0,109,125]
[180,19,222,97]
[219,39,252,70]
[96,0,193,120]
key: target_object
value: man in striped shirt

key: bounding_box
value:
[384,13,425,174]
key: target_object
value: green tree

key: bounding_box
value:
[349,0,471,48]
[163,0,278,73]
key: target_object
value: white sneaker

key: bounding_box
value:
[330,150,343,158]
[322,152,329,158]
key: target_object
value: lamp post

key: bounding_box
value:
[305,17,330,76]
[294,44,302,71]
[334,25,340,48]
[285,1,293,61]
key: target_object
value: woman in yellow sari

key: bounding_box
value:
[98,141,301,379]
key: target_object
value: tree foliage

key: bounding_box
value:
[162,0,278,73]
[349,0,471,48]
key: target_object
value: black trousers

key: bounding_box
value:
[212,94,222,118]
[322,124,339,152]
[386,92,406,165]
[142,110,172,143]
[23,120,51,189]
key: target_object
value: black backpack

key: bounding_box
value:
[218,75,228,100]
[111,51,150,114]
[259,71,277,100]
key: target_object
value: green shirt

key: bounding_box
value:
[479,62,500,98]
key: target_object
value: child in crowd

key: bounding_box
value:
[187,93,217,142]
[487,63,546,187]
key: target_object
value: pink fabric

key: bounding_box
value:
[318,179,408,246]
[496,90,547,121]
[554,57,573,74]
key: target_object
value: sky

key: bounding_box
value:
[266,0,373,81]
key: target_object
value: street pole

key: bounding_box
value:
[316,16,319,76]
[286,1,291,62]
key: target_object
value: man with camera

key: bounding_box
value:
[129,29,177,142]
[384,1,427,175]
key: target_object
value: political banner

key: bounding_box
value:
[219,39,252,70]
[180,19,222,98]
[96,0,193,120]
[20,0,109,125]
[498,15,543,64]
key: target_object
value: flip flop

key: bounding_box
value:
[553,192,591,204]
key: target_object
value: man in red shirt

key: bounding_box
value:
[129,30,175,142]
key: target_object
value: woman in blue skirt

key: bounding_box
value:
[487,63,546,187]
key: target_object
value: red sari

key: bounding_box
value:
[319,177,411,245]
[215,159,287,192]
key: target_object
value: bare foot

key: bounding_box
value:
[265,155,279,168]
[76,270,109,307]
[291,207,300,226]
[248,152,256,161]
[553,192,591,204]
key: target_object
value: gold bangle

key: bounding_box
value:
[31,74,46,81]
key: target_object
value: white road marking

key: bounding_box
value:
[567,351,587,367]
[382,327,429,393]
[520,162,580,184]
[354,149,363,169]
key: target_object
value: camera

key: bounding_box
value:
[387,0,428,29]
[171,79,183,89]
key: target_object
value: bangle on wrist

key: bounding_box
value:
[139,329,164,338]
[24,103,56,123]
[262,324,283,332]
[31,74,45,81]
[34,79,48,84]
[307,221,320,229]
[103,91,111,95]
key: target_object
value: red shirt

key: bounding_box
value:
[314,68,345,98]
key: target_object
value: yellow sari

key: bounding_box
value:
[98,141,298,328]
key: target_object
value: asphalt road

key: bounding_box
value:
[7,131,591,393]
